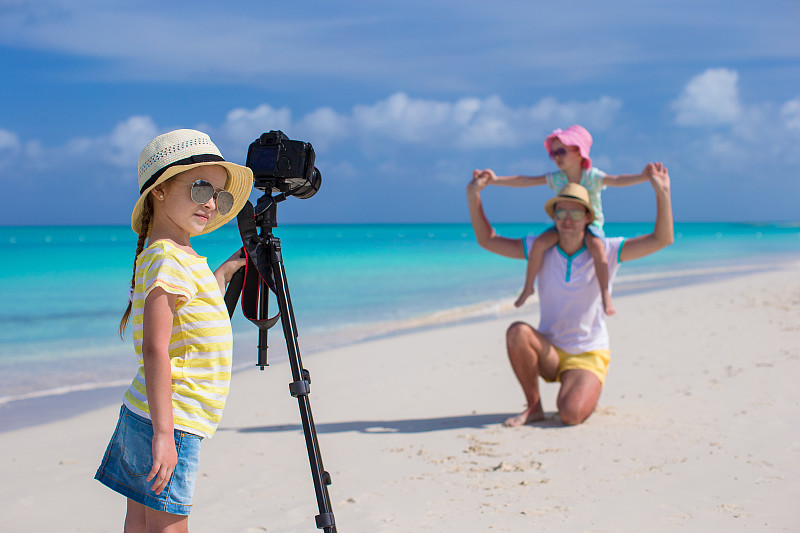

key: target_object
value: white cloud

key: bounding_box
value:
[218,93,622,153]
[353,93,457,143]
[319,159,360,183]
[0,129,22,179]
[671,79,800,169]
[672,68,743,126]
[781,98,800,133]
[0,93,625,186]
[0,136,46,179]
[105,116,158,167]
[221,105,293,149]
[23,140,46,171]
[62,115,158,171]
[294,107,353,152]
[0,129,21,152]
[668,68,800,169]
[350,93,622,149]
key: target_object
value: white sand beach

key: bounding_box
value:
[1,263,798,532]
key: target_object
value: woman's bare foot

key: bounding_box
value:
[503,405,546,427]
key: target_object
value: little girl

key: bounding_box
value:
[95,129,253,532]
[478,124,649,315]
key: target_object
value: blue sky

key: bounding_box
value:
[1,0,798,226]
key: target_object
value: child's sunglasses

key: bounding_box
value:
[189,180,235,215]
[548,147,571,159]
[553,207,588,221]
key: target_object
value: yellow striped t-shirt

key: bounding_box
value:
[123,240,233,438]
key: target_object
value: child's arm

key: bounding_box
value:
[477,168,547,187]
[141,287,179,496]
[214,248,248,294]
[602,163,653,188]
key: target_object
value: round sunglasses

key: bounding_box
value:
[186,179,235,215]
[548,147,576,159]
[553,207,588,221]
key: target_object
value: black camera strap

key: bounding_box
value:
[224,201,281,330]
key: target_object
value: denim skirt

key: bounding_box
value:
[95,405,202,515]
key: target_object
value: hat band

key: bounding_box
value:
[558,194,585,203]
[139,154,225,194]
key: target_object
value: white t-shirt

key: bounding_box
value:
[524,236,625,353]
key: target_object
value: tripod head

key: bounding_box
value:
[252,190,287,232]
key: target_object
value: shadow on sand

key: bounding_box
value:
[225,412,565,435]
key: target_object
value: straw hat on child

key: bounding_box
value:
[132,129,253,235]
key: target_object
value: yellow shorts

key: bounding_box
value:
[544,348,611,385]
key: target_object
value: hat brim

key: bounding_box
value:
[544,129,593,169]
[131,161,253,235]
[544,194,596,223]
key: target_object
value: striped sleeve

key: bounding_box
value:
[583,167,607,193]
[545,171,564,192]
[138,244,197,306]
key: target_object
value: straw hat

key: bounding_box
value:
[544,124,593,169]
[544,183,596,222]
[132,129,253,235]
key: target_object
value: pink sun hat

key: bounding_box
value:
[544,124,593,169]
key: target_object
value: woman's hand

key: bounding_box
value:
[646,162,671,196]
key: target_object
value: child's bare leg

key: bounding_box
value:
[144,506,189,533]
[515,255,538,308]
[124,499,189,533]
[586,232,615,315]
[124,499,146,533]
[515,231,558,307]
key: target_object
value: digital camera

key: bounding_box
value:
[246,130,322,199]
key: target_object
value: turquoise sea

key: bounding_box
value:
[1,222,799,413]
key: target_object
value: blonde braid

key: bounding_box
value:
[119,196,153,339]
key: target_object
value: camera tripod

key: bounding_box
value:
[224,193,337,532]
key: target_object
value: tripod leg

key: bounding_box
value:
[257,279,269,369]
[268,235,337,532]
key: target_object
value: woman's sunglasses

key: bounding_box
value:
[188,180,235,215]
[553,207,588,221]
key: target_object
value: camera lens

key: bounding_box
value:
[292,168,322,199]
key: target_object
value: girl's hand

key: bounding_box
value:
[467,169,491,195]
[222,248,247,277]
[214,248,247,290]
[472,168,498,185]
[147,432,178,495]
[481,168,498,184]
